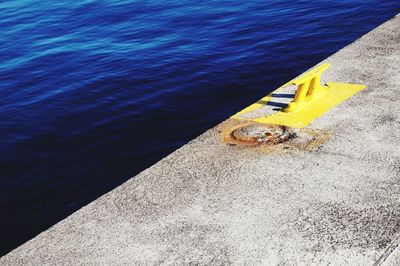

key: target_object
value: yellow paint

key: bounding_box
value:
[232,63,366,128]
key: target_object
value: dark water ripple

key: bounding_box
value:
[0,0,399,255]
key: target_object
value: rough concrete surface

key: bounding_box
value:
[376,234,400,265]
[1,15,400,266]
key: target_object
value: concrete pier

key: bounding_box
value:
[1,15,400,265]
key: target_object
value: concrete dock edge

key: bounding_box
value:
[1,14,399,265]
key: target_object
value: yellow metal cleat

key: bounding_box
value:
[231,63,366,128]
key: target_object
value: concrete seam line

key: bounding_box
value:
[374,234,400,266]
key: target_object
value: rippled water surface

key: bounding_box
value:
[1,0,399,255]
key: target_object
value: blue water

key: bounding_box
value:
[0,0,399,255]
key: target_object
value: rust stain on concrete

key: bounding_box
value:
[219,118,330,153]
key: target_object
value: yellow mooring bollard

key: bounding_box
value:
[231,63,366,128]
[283,63,331,112]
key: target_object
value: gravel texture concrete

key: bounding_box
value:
[1,14,399,266]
